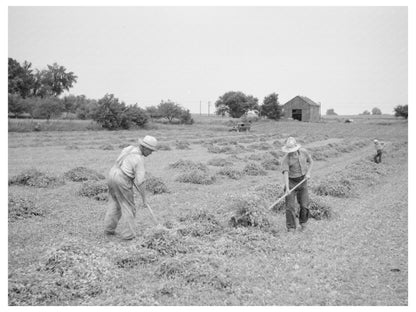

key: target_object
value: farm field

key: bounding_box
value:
[8,115,408,306]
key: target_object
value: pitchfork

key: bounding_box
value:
[268,178,307,211]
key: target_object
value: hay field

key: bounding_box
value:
[8,116,408,305]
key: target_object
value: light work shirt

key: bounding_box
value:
[281,148,312,179]
[375,142,384,151]
[116,146,145,186]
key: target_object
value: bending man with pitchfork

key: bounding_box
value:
[104,135,158,240]
[281,137,313,232]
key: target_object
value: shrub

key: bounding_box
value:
[64,167,105,182]
[8,194,44,221]
[144,176,169,194]
[168,159,208,172]
[207,157,233,167]
[176,169,216,185]
[9,169,64,188]
[243,162,267,176]
[217,166,244,180]
[78,181,108,200]
[394,104,408,119]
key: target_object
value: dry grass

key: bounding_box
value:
[243,162,267,176]
[168,159,209,172]
[8,193,44,221]
[144,176,169,194]
[207,157,234,167]
[217,166,244,180]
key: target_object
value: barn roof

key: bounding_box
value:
[284,95,320,107]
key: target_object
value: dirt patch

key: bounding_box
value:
[64,167,105,182]
[9,169,64,188]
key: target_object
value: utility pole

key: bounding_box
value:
[208,101,211,116]
[199,101,201,116]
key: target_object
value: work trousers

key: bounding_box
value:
[104,165,137,239]
[374,150,383,163]
[285,175,309,230]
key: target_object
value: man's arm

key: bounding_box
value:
[134,181,147,206]
[305,150,313,179]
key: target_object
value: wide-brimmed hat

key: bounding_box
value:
[138,135,158,151]
[282,137,301,153]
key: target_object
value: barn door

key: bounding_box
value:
[292,109,302,121]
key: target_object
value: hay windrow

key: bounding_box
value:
[9,169,65,188]
[9,239,114,305]
[207,157,233,167]
[64,166,105,182]
[168,159,209,172]
[8,194,44,221]
[78,180,109,200]
[175,141,191,150]
[308,194,333,220]
[176,210,224,237]
[247,142,273,150]
[144,176,169,194]
[261,158,281,170]
[228,195,271,228]
[157,143,172,151]
[155,255,232,290]
[312,176,355,198]
[114,247,159,268]
[217,166,244,180]
[243,162,267,176]
[176,169,216,185]
[99,144,114,150]
[141,228,197,256]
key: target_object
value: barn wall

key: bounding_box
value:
[283,96,321,122]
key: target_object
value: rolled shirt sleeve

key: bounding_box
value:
[133,157,145,186]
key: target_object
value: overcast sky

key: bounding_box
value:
[8,6,407,115]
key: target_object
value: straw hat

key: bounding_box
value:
[138,135,158,151]
[282,137,301,153]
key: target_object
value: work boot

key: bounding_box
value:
[300,223,307,231]
[104,230,115,236]
[287,228,296,233]
[121,235,135,241]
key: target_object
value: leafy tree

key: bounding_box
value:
[362,110,371,115]
[179,109,194,124]
[8,58,35,98]
[32,97,64,120]
[215,91,259,118]
[145,105,163,119]
[394,105,408,119]
[326,108,337,116]
[372,107,382,115]
[34,63,78,97]
[91,94,126,130]
[157,100,183,123]
[260,93,282,120]
[8,94,28,116]
[123,104,149,127]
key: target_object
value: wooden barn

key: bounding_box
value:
[282,96,321,122]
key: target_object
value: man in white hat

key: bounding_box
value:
[281,137,313,232]
[104,135,158,240]
[373,139,385,163]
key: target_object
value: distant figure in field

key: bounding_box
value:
[104,135,158,240]
[373,139,385,164]
[281,137,313,232]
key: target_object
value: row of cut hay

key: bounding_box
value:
[308,139,369,161]
[8,238,114,306]
[175,141,191,150]
[175,209,224,237]
[144,175,169,194]
[64,167,105,182]
[155,254,232,290]
[168,159,209,172]
[207,157,234,167]
[78,180,109,201]
[8,169,65,188]
[217,166,244,180]
[311,175,355,198]
[8,193,44,222]
[175,169,216,185]
[206,144,246,154]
